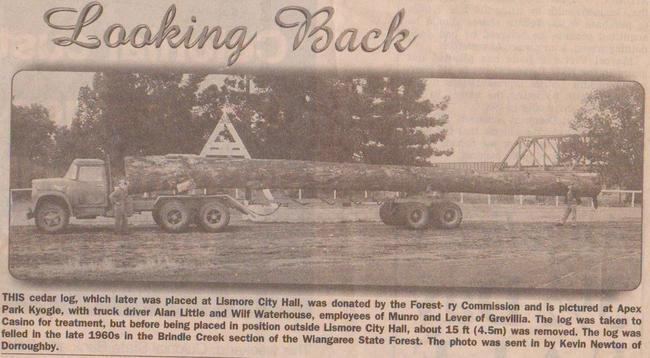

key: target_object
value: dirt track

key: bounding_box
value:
[9,218,641,290]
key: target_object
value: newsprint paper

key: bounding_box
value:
[0,0,648,357]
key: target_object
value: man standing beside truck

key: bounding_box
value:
[109,179,129,234]
[556,183,581,227]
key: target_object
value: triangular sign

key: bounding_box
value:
[200,115,251,159]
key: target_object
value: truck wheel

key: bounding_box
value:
[434,201,463,229]
[197,201,230,232]
[401,203,430,230]
[35,202,69,233]
[158,200,191,232]
[379,202,401,226]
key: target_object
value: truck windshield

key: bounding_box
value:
[64,164,78,179]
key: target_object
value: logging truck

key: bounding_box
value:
[27,158,251,234]
[27,154,601,233]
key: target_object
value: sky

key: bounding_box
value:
[423,79,609,162]
[12,71,614,163]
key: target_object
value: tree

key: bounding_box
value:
[68,72,207,175]
[360,77,452,165]
[10,104,57,187]
[202,75,452,165]
[50,125,80,173]
[51,72,451,182]
[567,83,643,189]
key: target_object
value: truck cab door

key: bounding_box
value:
[73,165,108,208]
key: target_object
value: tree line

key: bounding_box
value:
[10,73,453,188]
[10,75,644,191]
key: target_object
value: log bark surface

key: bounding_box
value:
[124,155,601,197]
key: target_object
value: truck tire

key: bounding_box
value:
[401,202,430,230]
[158,200,191,232]
[433,201,462,229]
[197,201,230,232]
[379,202,401,226]
[35,201,69,234]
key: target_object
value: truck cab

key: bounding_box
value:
[28,159,110,233]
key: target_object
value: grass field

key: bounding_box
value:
[8,202,642,290]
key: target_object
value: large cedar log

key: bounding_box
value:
[124,155,601,197]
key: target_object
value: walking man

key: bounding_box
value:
[109,179,129,234]
[557,183,581,227]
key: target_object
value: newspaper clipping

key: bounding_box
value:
[1,1,648,357]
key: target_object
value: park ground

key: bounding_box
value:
[8,201,642,290]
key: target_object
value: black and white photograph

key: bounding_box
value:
[2,0,649,356]
[8,71,643,290]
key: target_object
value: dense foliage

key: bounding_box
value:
[565,83,644,189]
[10,73,452,187]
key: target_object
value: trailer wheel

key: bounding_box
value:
[401,203,430,230]
[434,201,462,229]
[197,201,230,232]
[379,202,401,226]
[35,201,69,233]
[158,200,191,232]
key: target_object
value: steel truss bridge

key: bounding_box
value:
[496,134,593,171]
